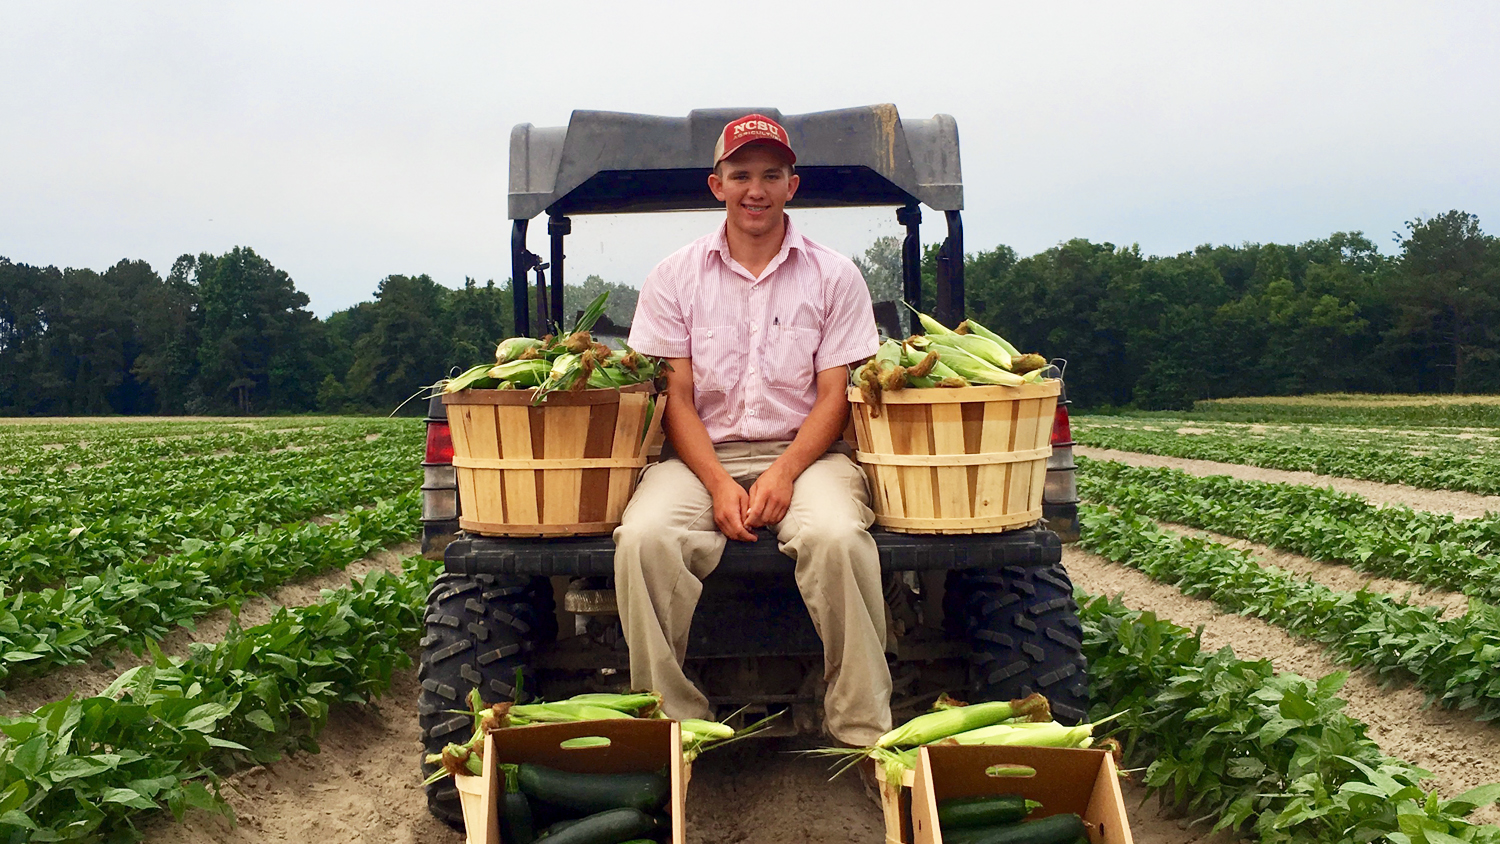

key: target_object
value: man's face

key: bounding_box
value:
[708,143,800,240]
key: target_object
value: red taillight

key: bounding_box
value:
[1051,405,1072,445]
[425,421,454,464]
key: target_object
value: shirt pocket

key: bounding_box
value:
[764,324,819,391]
[689,325,744,392]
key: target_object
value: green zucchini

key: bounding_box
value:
[530,808,657,844]
[942,812,1086,844]
[501,790,535,844]
[518,764,670,814]
[937,794,1040,830]
[533,817,582,840]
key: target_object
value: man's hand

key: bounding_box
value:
[745,465,794,529]
[710,477,757,542]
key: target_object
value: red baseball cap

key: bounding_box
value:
[712,113,796,167]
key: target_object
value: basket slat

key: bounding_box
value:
[450,405,480,522]
[930,402,970,520]
[467,405,506,524]
[581,403,620,523]
[497,406,539,524]
[976,398,1015,516]
[1007,398,1044,516]
[447,385,658,537]
[847,382,1059,534]
[863,405,905,519]
[608,392,650,523]
[543,406,591,525]
[891,403,936,520]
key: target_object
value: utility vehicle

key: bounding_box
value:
[416,105,1084,828]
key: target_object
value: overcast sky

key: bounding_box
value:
[3,1,1497,316]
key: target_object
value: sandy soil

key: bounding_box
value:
[140,663,1230,844]
[1063,545,1500,828]
[133,472,1500,843]
[1076,446,1500,520]
[136,540,1500,844]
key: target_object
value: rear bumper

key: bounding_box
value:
[1042,501,1080,543]
[444,524,1062,577]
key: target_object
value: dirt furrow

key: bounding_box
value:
[1064,545,1500,826]
[0,542,419,717]
[141,667,1222,844]
[131,539,1500,842]
[1075,446,1500,519]
[141,664,461,844]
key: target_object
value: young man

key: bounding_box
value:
[614,114,893,749]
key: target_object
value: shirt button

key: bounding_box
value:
[748,409,757,416]
[748,366,756,374]
[750,324,758,333]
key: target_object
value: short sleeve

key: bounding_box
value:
[627,263,690,358]
[814,259,879,371]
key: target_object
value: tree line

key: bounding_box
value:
[2,209,1495,415]
[0,248,639,416]
[863,209,1498,409]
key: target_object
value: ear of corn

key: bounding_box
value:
[907,307,954,336]
[874,696,1048,748]
[940,720,1095,749]
[679,718,735,740]
[508,701,635,723]
[442,363,500,394]
[1010,353,1048,375]
[960,318,1022,358]
[931,345,1025,386]
[490,359,551,386]
[565,692,663,715]
[928,333,1013,371]
[496,337,543,364]
[875,339,905,370]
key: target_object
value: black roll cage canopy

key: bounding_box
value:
[508,104,966,338]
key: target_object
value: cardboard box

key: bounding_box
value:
[910,745,1133,844]
[875,764,917,844]
[460,719,688,844]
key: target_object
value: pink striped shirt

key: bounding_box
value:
[628,217,878,443]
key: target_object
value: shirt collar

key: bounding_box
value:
[708,215,804,279]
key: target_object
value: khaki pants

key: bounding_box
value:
[612,441,893,746]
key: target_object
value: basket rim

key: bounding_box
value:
[443,381,655,406]
[847,380,1060,404]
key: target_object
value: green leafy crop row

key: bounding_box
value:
[1082,593,1500,843]
[1073,420,1500,494]
[1185,400,1500,429]
[1077,457,1500,602]
[1080,505,1500,721]
[0,420,413,511]
[0,491,421,687]
[1,440,418,589]
[0,420,393,483]
[0,555,439,842]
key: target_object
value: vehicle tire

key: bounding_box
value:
[418,572,556,830]
[947,563,1089,725]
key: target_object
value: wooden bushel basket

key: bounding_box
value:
[848,381,1060,534]
[443,383,666,537]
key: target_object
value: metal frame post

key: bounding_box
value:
[548,215,571,329]
[510,220,531,337]
[533,260,550,333]
[935,210,965,327]
[897,203,922,336]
